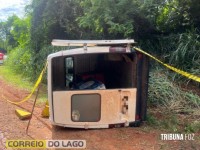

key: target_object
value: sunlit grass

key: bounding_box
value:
[0,65,47,103]
[0,65,33,90]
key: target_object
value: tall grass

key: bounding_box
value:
[140,29,200,84]
[148,66,200,132]
[169,31,200,68]
[168,30,200,82]
[148,66,200,112]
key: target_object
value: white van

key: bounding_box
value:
[47,40,149,129]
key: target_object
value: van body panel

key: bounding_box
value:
[52,88,136,128]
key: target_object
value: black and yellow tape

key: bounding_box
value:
[3,61,48,105]
[134,47,200,83]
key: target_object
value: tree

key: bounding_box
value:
[30,0,84,52]
[77,0,162,40]
[0,15,19,48]
[11,16,31,47]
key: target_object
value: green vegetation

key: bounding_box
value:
[148,67,200,110]
[0,0,199,79]
[0,0,199,130]
[0,65,33,90]
[146,113,179,132]
[0,65,47,103]
[147,66,200,133]
[146,111,200,133]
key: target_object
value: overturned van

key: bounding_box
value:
[47,39,149,129]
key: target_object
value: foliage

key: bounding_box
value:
[168,30,200,73]
[148,67,183,107]
[148,67,200,110]
[78,0,135,38]
[32,45,64,80]
[10,15,31,47]
[146,111,200,133]
[5,47,33,77]
[29,0,83,52]
[0,65,33,90]
[184,121,200,133]
[78,0,160,39]
[156,0,191,33]
[0,15,19,49]
[0,0,199,88]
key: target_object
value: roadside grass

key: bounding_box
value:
[146,110,200,134]
[147,66,200,133]
[0,65,33,90]
[0,65,47,104]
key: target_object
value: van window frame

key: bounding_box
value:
[65,57,74,89]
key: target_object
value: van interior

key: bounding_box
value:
[52,53,137,91]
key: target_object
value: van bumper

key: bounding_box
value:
[50,120,141,129]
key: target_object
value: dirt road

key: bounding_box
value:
[0,76,199,150]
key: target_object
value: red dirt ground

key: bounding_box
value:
[0,75,199,150]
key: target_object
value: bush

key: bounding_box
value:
[140,29,200,83]
[5,45,65,81]
[31,45,64,81]
[5,47,33,78]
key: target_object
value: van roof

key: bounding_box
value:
[51,39,135,47]
[48,46,131,59]
[48,39,135,60]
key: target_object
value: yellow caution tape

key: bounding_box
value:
[134,47,200,83]
[5,61,48,105]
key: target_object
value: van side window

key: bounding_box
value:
[65,57,74,88]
